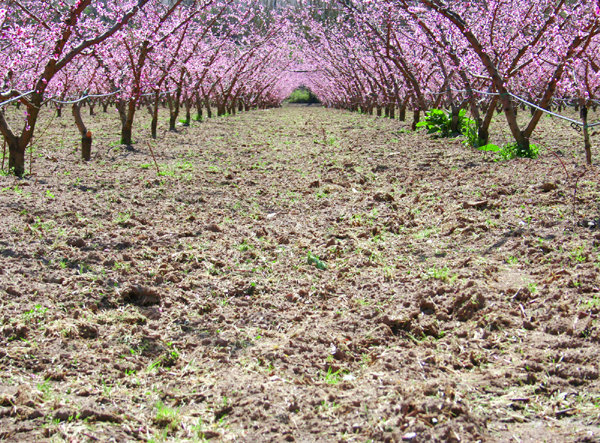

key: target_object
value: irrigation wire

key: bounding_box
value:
[421,87,600,128]
[0,90,36,107]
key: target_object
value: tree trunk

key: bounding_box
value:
[183,98,191,127]
[167,93,177,131]
[151,97,159,140]
[81,133,92,160]
[205,96,212,119]
[399,102,406,122]
[450,105,460,134]
[479,96,498,146]
[411,110,420,131]
[0,92,43,177]
[195,91,203,121]
[72,103,92,161]
[389,104,395,119]
[120,100,136,146]
[8,140,25,176]
[581,104,592,165]
[56,106,62,118]
[121,124,132,146]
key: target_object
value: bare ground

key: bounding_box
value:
[0,104,600,442]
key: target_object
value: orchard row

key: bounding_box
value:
[1,0,599,175]
[300,1,600,162]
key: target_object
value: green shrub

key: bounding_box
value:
[288,88,320,104]
[498,142,539,160]
[463,120,486,148]
[417,108,472,138]
[476,142,539,160]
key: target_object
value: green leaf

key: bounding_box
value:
[478,144,501,152]
[307,252,328,271]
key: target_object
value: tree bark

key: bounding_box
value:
[72,103,92,161]
[120,100,136,146]
[195,91,203,121]
[450,105,460,134]
[412,109,421,131]
[8,140,24,176]
[183,98,191,126]
[581,104,593,165]
[151,99,159,140]
[205,96,212,119]
[479,96,498,145]
[399,100,406,121]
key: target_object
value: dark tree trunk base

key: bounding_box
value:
[82,136,92,161]
[121,127,132,146]
[9,144,25,177]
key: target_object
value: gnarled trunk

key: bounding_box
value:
[8,140,24,176]
[118,100,136,146]
[183,98,191,126]
[399,101,407,122]
[72,103,92,161]
[411,109,420,131]
[450,105,460,134]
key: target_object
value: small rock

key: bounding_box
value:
[402,432,417,441]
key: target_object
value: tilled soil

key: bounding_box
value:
[0,104,599,443]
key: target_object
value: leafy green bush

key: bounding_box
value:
[287,88,320,104]
[417,108,472,138]
[497,142,539,160]
[476,142,539,160]
[463,120,486,148]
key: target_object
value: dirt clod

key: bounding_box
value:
[122,285,161,306]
